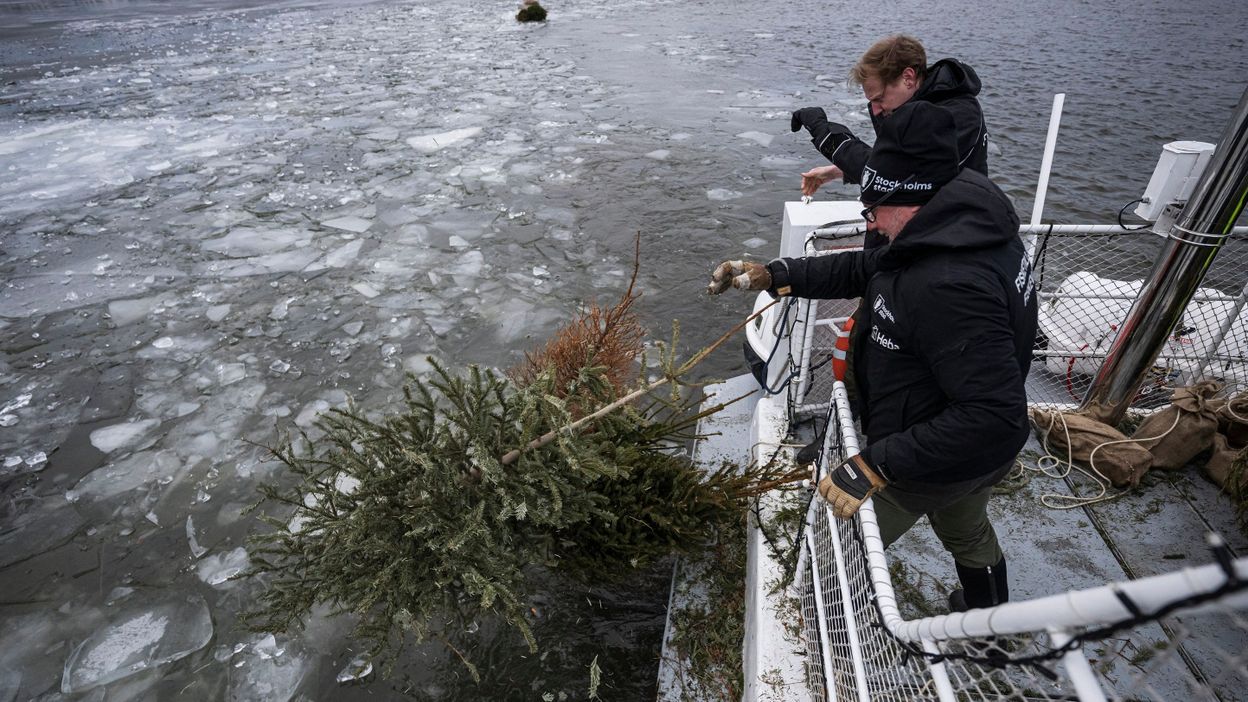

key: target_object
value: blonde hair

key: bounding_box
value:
[849,35,927,86]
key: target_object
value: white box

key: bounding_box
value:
[1134,140,1215,221]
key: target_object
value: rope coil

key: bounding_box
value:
[1027,409,1181,509]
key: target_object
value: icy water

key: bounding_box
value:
[1,0,1246,699]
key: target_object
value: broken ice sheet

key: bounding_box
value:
[107,296,161,327]
[206,304,231,322]
[229,634,308,702]
[253,634,285,660]
[0,499,85,569]
[336,655,373,683]
[269,297,293,320]
[61,594,212,694]
[406,127,482,153]
[216,362,247,386]
[0,393,33,415]
[352,282,380,299]
[201,227,304,258]
[736,130,774,147]
[320,216,371,234]
[186,516,208,558]
[71,450,185,502]
[88,418,160,453]
[316,238,364,269]
[196,546,249,587]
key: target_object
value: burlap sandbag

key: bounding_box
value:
[1214,390,1248,448]
[1030,408,1153,488]
[1202,432,1248,495]
[1131,379,1223,471]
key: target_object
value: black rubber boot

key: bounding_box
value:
[948,556,1009,612]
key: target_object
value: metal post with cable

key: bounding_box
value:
[1081,85,1248,425]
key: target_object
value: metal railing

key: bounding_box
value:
[755,224,1248,415]
[792,381,1248,702]
[739,222,1248,701]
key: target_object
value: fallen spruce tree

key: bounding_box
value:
[242,256,798,679]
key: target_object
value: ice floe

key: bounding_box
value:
[737,130,774,147]
[406,127,482,153]
[336,655,374,683]
[69,450,184,502]
[89,418,162,454]
[107,296,163,327]
[228,635,309,702]
[320,216,372,234]
[186,516,209,559]
[201,228,306,258]
[196,546,250,587]
[706,188,742,201]
[61,595,212,694]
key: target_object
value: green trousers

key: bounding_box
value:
[870,463,1009,570]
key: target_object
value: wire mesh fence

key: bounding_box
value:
[787,224,1248,417]
[744,219,1248,702]
[792,381,1248,702]
[1029,227,1248,410]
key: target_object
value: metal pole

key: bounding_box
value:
[1049,628,1109,702]
[1024,94,1066,264]
[1031,93,1066,227]
[922,639,958,702]
[1080,86,1248,425]
[804,526,840,702]
[826,504,872,702]
[1192,279,1248,382]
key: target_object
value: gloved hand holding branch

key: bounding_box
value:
[707,260,772,295]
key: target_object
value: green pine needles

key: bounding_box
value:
[244,253,801,679]
[244,357,793,679]
[246,361,598,675]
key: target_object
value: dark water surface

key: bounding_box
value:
[1,0,1245,699]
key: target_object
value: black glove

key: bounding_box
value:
[790,107,857,162]
[790,106,828,133]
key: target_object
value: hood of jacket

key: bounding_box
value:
[869,58,984,137]
[883,169,1018,263]
[915,58,982,103]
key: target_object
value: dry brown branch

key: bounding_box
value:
[508,236,645,403]
[501,298,781,466]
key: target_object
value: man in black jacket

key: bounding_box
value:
[709,102,1036,611]
[793,36,990,246]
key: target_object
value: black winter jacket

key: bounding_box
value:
[828,59,990,188]
[768,170,1037,484]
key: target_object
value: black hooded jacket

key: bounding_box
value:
[767,169,1037,484]
[828,59,990,187]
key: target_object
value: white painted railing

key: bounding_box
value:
[792,381,1248,702]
